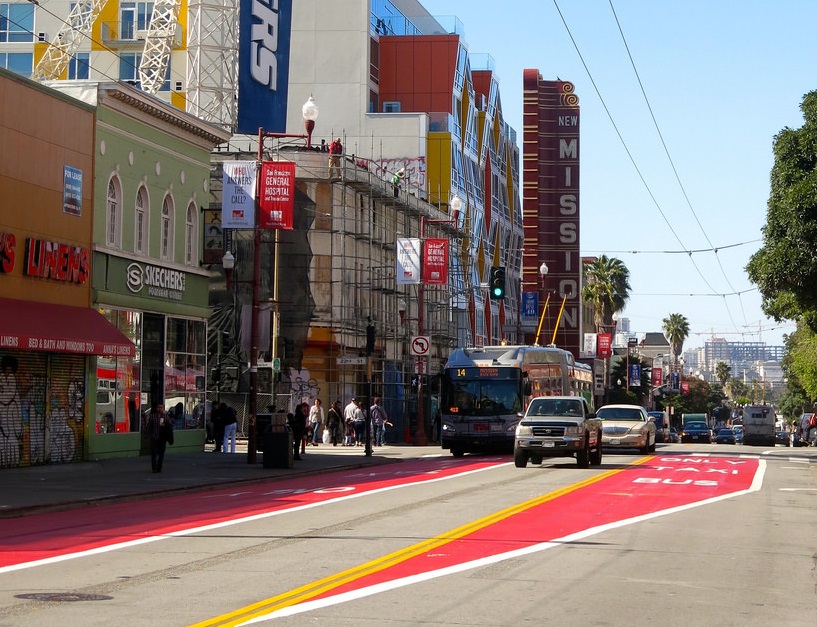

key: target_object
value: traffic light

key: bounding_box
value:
[489,266,506,300]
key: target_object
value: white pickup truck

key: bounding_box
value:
[514,396,602,468]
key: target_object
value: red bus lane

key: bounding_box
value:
[0,457,507,573]
[209,455,764,625]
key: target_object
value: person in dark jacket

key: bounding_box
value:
[326,400,343,446]
[210,401,225,452]
[143,402,171,473]
[287,410,305,460]
[221,402,238,454]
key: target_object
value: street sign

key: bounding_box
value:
[410,336,430,356]
[272,357,281,373]
[337,356,366,365]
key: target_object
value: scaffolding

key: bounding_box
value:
[205,142,500,442]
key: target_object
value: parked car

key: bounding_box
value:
[596,404,656,453]
[668,427,681,443]
[681,421,712,443]
[775,430,792,447]
[793,412,817,447]
[732,427,744,444]
[714,428,736,445]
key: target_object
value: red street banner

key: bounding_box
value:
[651,366,663,387]
[259,161,295,229]
[423,238,448,285]
[681,381,690,396]
[597,333,612,358]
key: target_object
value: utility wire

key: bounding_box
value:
[607,0,748,333]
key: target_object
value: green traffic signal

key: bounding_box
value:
[489,266,506,300]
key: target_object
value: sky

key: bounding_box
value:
[420,0,817,351]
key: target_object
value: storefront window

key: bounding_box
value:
[164,317,207,430]
[97,310,142,434]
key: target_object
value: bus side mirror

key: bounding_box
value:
[523,381,532,396]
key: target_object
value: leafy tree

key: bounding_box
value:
[715,361,731,391]
[609,356,651,405]
[746,90,817,330]
[582,255,631,332]
[662,313,690,365]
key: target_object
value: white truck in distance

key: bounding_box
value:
[742,404,776,446]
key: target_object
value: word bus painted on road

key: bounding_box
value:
[440,344,592,457]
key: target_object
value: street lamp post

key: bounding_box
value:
[534,262,549,346]
[414,195,461,446]
[223,98,318,464]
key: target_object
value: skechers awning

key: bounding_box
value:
[0,297,135,357]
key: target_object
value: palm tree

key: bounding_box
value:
[715,361,731,389]
[662,313,690,366]
[581,255,631,331]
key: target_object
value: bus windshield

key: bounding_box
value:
[442,370,522,417]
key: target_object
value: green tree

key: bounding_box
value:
[582,255,631,331]
[662,313,690,365]
[746,90,817,330]
[715,361,731,391]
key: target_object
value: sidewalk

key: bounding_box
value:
[0,442,445,518]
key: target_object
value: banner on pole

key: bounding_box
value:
[222,161,256,228]
[422,238,448,285]
[396,238,421,285]
[259,161,295,229]
[597,333,612,358]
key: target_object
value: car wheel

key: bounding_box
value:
[514,448,528,468]
[649,435,656,452]
[590,439,602,466]
[808,428,817,447]
[451,446,465,458]
[576,441,590,468]
[640,439,650,455]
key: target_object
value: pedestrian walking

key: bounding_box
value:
[328,137,343,178]
[221,401,238,454]
[327,400,343,446]
[294,402,309,455]
[143,402,172,473]
[370,397,392,446]
[343,397,359,446]
[308,398,325,446]
[352,399,367,446]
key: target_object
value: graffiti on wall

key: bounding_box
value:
[0,352,85,468]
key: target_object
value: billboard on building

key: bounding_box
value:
[237,0,293,134]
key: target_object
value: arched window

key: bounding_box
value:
[106,175,123,248]
[185,202,198,265]
[134,186,149,255]
[160,195,175,260]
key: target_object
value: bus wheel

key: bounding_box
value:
[514,448,528,468]
[451,446,465,458]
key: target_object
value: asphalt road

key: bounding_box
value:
[1,443,815,627]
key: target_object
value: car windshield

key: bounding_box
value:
[527,399,583,416]
[717,429,733,435]
[686,422,707,429]
[597,408,644,421]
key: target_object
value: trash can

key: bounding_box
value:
[260,413,293,469]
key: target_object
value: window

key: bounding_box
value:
[106,176,122,248]
[120,1,153,40]
[0,3,34,42]
[382,101,401,113]
[184,202,197,265]
[119,53,141,88]
[160,195,174,260]
[68,53,89,79]
[134,186,149,255]
[0,52,32,76]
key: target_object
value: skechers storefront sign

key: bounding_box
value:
[237,0,293,134]
[126,262,186,301]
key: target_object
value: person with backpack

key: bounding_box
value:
[370,397,392,446]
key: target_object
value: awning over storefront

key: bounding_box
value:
[0,297,135,357]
